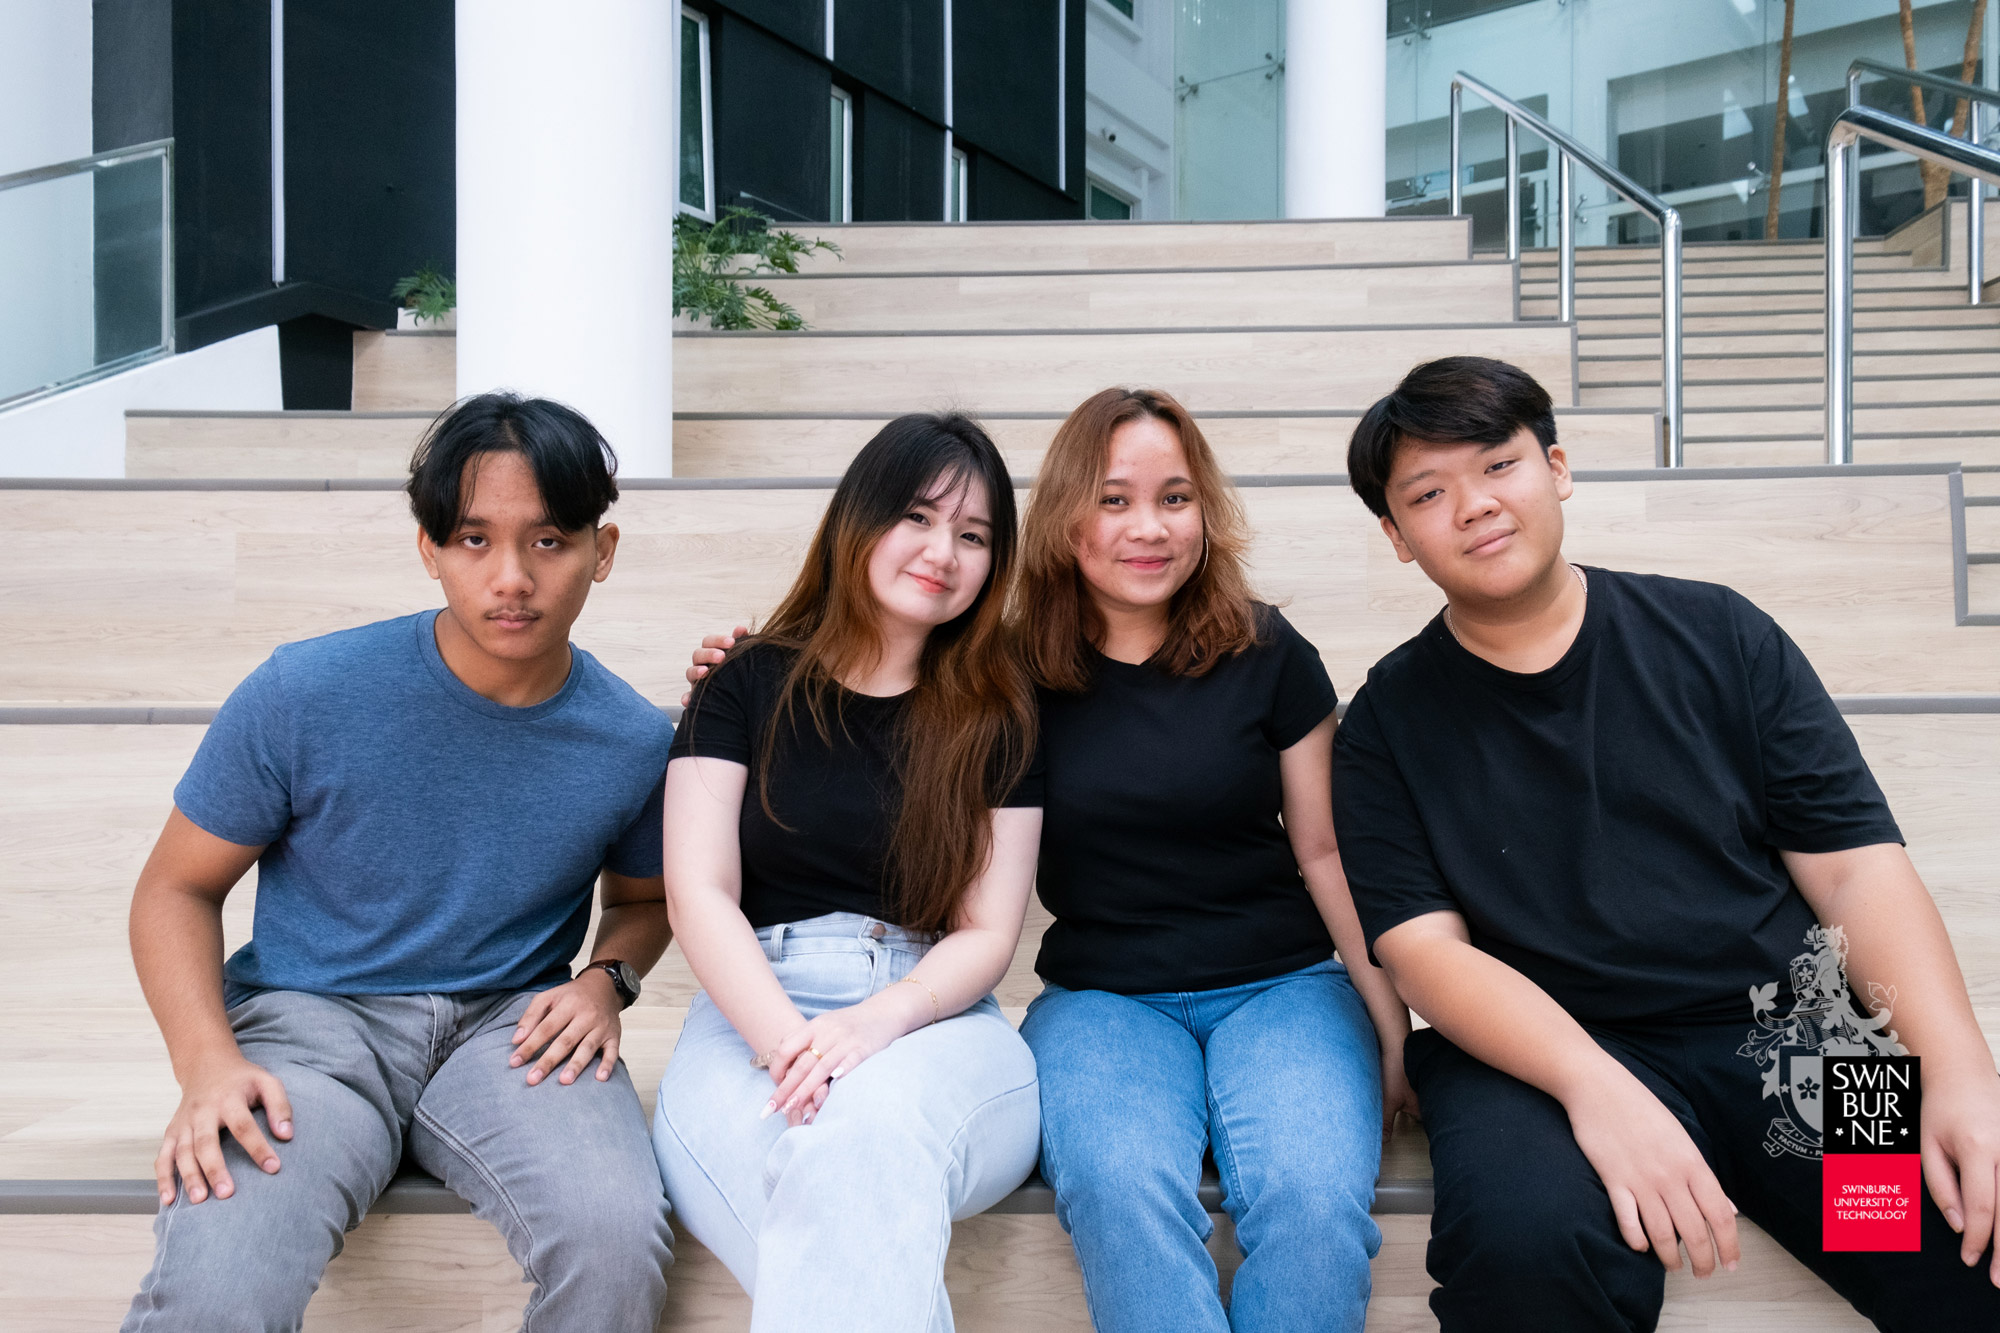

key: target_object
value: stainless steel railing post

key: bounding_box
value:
[1557,152,1574,324]
[1449,82,1463,217]
[1660,209,1683,466]
[1971,103,1985,306]
[1825,129,1855,466]
[1505,116,1520,260]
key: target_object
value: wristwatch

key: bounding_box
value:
[591,959,641,1009]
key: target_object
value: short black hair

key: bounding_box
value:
[406,392,619,542]
[1347,357,1557,519]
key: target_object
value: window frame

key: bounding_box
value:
[947,143,969,222]
[679,5,716,221]
[1086,176,1137,221]
[830,86,854,223]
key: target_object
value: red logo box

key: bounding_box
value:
[1822,1055,1921,1252]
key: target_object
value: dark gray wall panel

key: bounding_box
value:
[836,0,944,124]
[952,0,1059,189]
[968,145,1075,220]
[93,0,174,152]
[857,91,943,221]
[171,0,273,323]
[708,0,823,54]
[713,13,833,221]
[285,1,455,310]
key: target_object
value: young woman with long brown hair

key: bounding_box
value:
[651,413,1043,1331]
[1011,387,1414,1333]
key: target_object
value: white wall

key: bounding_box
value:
[1084,0,1175,219]
[0,329,283,478]
[0,1,96,405]
[0,0,91,177]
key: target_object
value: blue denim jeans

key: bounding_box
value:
[122,987,672,1333]
[1021,957,1383,1333]
[652,912,1041,1333]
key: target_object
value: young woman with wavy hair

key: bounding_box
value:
[1011,387,1414,1333]
[652,413,1043,1332]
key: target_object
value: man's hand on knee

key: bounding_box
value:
[1564,1065,1741,1277]
[511,973,623,1087]
[156,1055,294,1206]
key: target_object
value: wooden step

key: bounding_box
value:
[788,217,1474,274]
[1970,560,2000,618]
[1580,350,2000,385]
[1581,306,2000,335]
[1,472,1988,708]
[1525,288,1974,317]
[1586,376,2000,410]
[1685,403,2000,439]
[121,409,1661,481]
[751,261,1517,332]
[1585,327,2000,356]
[1678,437,2000,468]
[675,325,1576,415]
[361,326,1579,418]
[672,409,1658,477]
[126,411,431,479]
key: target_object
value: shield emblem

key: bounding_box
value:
[1782,1049,1824,1136]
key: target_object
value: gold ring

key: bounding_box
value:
[808,1046,824,1059]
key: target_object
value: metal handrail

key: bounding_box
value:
[1825,105,2000,463]
[1449,72,1685,466]
[0,138,175,411]
[1848,59,1994,305]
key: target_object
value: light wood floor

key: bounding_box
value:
[3,473,1992,708]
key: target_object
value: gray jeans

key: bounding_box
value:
[122,986,673,1333]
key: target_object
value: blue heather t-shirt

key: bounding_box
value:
[176,610,671,996]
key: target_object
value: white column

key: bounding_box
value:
[1283,0,1386,219]
[456,1,676,476]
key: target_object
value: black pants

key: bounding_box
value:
[1407,1023,2000,1332]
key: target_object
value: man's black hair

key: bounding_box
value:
[1346,356,1558,519]
[406,392,619,542]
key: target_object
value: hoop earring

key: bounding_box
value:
[1196,532,1210,579]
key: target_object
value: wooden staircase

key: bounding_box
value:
[6,212,1998,1329]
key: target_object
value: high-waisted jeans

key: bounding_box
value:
[651,912,1042,1333]
[1021,957,1384,1333]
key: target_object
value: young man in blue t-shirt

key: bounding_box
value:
[121,394,676,1331]
[1333,357,2000,1331]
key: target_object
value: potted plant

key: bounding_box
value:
[392,265,456,330]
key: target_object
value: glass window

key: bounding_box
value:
[1088,180,1135,219]
[948,146,969,221]
[1102,0,1137,17]
[1175,0,1283,219]
[679,8,714,218]
[830,88,854,222]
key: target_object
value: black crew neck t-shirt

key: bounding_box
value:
[1333,568,1902,1027]
[1034,604,1340,995]
[670,642,1045,929]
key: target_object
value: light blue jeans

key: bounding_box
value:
[1021,958,1383,1333]
[122,987,672,1333]
[652,912,1042,1333]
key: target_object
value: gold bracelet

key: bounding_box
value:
[897,975,940,1025]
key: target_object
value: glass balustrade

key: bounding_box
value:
[0,140,172,408]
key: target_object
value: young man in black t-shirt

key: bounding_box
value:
[1332,356,2000,1331]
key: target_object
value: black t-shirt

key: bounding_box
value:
[1333,568,1903,1027]
[670,642,1045,929]
[1035,605,1340,995]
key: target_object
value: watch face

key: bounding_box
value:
[613,961,641,996]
